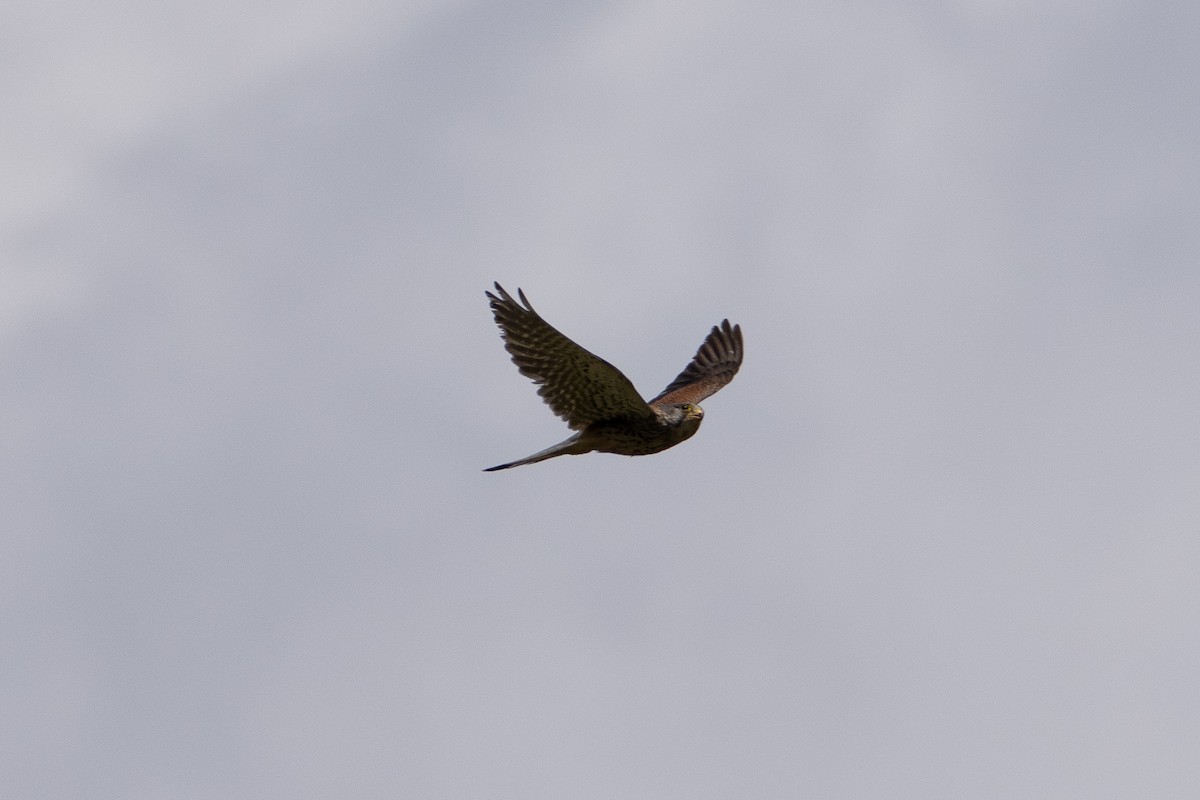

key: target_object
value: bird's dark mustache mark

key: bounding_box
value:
[484,282,743,471]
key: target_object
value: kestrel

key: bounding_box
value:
[484,282,743,471]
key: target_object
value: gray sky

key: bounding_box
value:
[4,1,1199,797]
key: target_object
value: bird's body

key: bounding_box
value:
[484,283,742,471]
[484,405,703,471]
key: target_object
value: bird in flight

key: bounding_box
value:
[484,282,743,471]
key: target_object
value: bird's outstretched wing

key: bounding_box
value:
[487,283,655,429]
[649,319,743,406]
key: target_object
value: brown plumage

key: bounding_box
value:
[484,283,743,471]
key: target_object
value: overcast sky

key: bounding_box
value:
[4,1,1199,797]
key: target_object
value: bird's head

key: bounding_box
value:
[661,402,704,429]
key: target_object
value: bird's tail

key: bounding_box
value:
[483,433,590,471]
